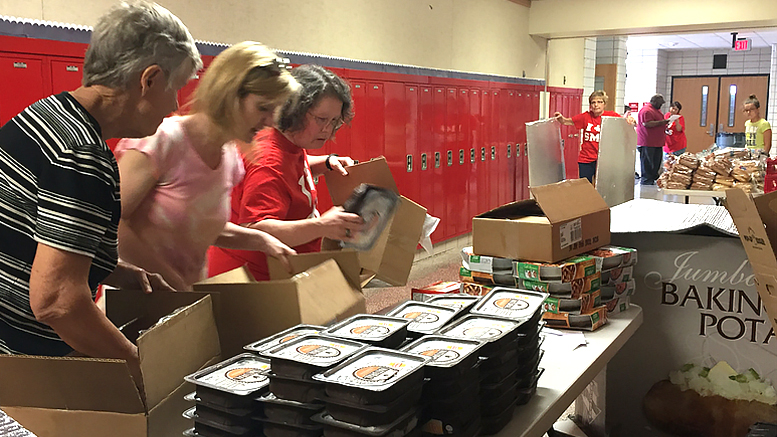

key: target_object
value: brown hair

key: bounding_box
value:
[744,94,760,109]
[190,41,299,133]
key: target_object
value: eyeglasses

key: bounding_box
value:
[308,112,344,130]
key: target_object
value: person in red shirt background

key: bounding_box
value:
[663,101,686,157]
[207,64,364,281]
[554,90,628,185]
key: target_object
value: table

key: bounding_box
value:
[659,188,727,205]
[495,304,644,437]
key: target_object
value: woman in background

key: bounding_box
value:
[208,64,363,281]
[663,101,686,157]
[115,42,299,291]
[743,94,772,154]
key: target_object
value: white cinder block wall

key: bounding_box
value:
[595,37,628,113]
[582,37,597,109]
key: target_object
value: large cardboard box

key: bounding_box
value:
[0,292,220,437]
[472,178,610,263]
[323,157,427,286]
[604,198,777,436]
[194,251,366,356]
[725,188,777,330]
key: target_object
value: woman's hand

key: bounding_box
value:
[103,260,176,293]
[253,230,297,273]
[318,206,366,241]
[329,155,355,176]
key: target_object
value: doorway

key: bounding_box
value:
[671,75,768,153]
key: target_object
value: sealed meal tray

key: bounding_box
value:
[312,407,419,437]
[587,245,637,269]
[437,315,521,357]
[459,266,517,287]
[256,392,324,426]
[400,335,484,379]
[600,279,636,300]
[341,183,400,251]
[324,315,410,348]
[424,362,480,398]
[269,373,325,403]
[470,287,548,321]
[312,347,428,405]
[184,423,256,437]
[542,306,607,331]
[601,265,633,285]
[426,294,480,312]
[245,324,325,354]
[185,353,272,397]
[190,404,255,430]
[193,416,257,437]
[264,334,367,379]
[519,271,600,297]
[386,301,458,336]
[461,246,513,273]
[542,290,601,315]
[321,384,422,426]
[513,255,597,282]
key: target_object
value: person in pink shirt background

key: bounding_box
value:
[115,42,299,291]
[637,94,670,185]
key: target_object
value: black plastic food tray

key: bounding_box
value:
[480,356,519,385]
[479,347,518,371]
[324,386,422,427]
[265,335,367,380]
[194,418,258,437]
[399,335,484,380]
[194,404,255,428]
[245,324,325,354]
[479,400,516,435]
[437,315,521,357]
[257,392,324,426]
[425,379,479,417]
[197,385,266,411]
[480,368,519,399]
[515,348,544,379]
[481,379,519,413]
[341,184,400,251]
[324,315,410,349]
[423,363,480,398]
[269,374,325,403]
[262,418,323,437]
[421,416,480,437]
[515,368,545,405]
[386,301,459,337]
[313,407,419,437]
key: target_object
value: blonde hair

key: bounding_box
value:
[589,90,608,105]
[190,41,299,132]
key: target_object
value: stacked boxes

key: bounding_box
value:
[588,246,638,316]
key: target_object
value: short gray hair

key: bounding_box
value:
[278,64,353,134]
[83,1,202,89]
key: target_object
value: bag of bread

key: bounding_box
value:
[666,181,688,190]
[712,183,729,191]
[677,153,700,169]
[657,172,670,188]
[707,157,733,176]
[714,174,735,186]
[672,164,694,176]
[669,172,692,186]
[663,154,678,172]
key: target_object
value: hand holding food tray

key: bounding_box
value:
[340,183,400,251]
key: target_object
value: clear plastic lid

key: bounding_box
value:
[325,315,409,341]
[427,294,479,310]
[400,335,484,368]
[312,348,427,391]
[386,302,457,334]
[263,334,366,368]
[184,353,271,396]
[438,315,520,342]
[244,324,324,354]
[471,287,548,320]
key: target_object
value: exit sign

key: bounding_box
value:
[734,38,751,51]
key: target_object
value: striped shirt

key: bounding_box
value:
[0,92,120,356]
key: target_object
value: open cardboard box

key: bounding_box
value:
[725,188,777,330]
[472,178,610,263]
[193,251,366,356]
[322,157,427,286]
[0,292,220,437]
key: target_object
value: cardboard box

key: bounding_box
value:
[0,292,220,437]
[725,188,777,330]
[472,178,610,263]
[322,157,427,286]
[193,251,366,356]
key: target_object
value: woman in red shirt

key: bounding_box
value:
[207,65,364,280]
[554,90,627,184]
[663,101,686,157]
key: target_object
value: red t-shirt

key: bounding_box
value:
[663,113,687,153]
[571,110,621,163]
[207,128,320,280]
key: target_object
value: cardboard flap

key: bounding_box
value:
[725,189,777,270]
[325,157,400,206]
[196,265,255,284]
[530,179,608,223]
[753,192,777,253]
[267,249,362,291]
[4,407,147,437]
[138,295,220,410]
[371,196,427,285]
[293,259,366,325]
[0,355,143,414]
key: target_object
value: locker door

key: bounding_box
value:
[344,81,366,160]
[478,90,491,216]
[514,90,526,200]
[0,55,47,125]
[384,82,405,193]
[431,87,447,241]
[456,88,470,235]
[367,83,385,160]
[467,89,480,230]
[443,87,459,238]
[491,89,503,210]
[522,92,534,199]
[50,59,83,94]
[504,90,516,203]
[404,85,420,207]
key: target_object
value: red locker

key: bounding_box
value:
[456,88,470,236]
[491,89,503,210]
[439,87,454,238]
[0,55,47,125]
[384,81,405,193]
[50,59,83,94]
[418,86,440,241]
[504,90,516,203]
[403,85,420,206]
[364,83,385,160]
[522,91,534,199]
[477,90,491,217]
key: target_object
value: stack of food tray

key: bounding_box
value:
[311,347,429,437]
[590,246,638,316]
[182,353,272,437]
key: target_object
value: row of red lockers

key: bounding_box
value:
[0,35,584,244]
